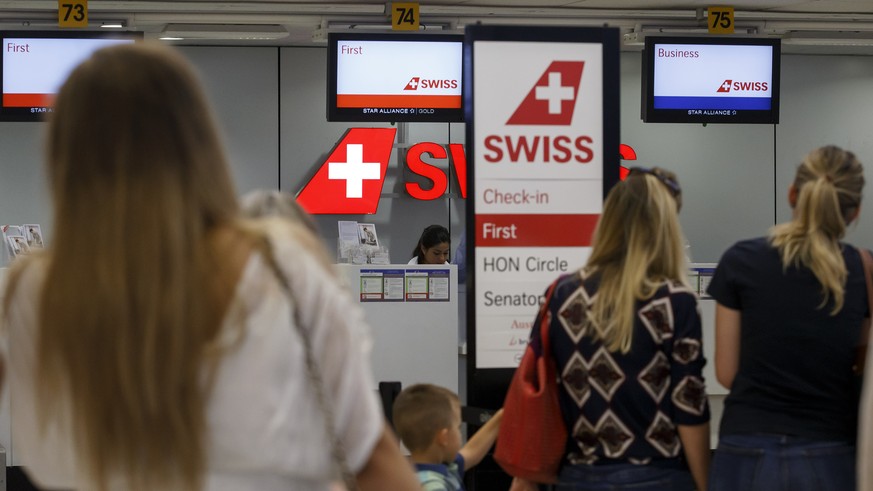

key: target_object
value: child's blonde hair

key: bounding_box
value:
[392,384,459,452]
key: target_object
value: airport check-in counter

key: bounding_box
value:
[336,264,459,395]
[0,267,10,480]
[689,264,728,446]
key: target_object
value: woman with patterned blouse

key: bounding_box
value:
[512,168,710,491]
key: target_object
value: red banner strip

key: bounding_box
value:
[475,214,599,247]
[337,94,461,108]
[3,93,53,108]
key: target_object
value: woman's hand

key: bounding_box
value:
[509,477,539,491]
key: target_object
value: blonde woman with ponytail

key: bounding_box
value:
[511,168,710,491]
[0,44,420,491]
[707,145,866,491]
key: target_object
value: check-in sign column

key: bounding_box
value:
[473,41,605,369]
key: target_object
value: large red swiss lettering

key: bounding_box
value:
[406,142,468,200]
[449,143,467,198]
[406,142,449,200]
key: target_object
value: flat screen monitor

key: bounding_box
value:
[642,36,780,124]
[1,30,142,122]
[327,32,463,123]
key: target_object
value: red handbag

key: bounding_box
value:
[494,280,568,483]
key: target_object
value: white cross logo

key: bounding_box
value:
[328,144,381,198]
[721,81,731,91]
[535,72,575,114]
[408,78,418,89]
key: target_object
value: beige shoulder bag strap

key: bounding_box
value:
[262,242,359,491]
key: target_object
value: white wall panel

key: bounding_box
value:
[778,55,873,248]
[620,52,776,263]
[179,46,279,195]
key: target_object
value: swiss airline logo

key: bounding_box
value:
[404,77,420,90]
[717,79,769,93]
[404,76,459,91]
[507,61,585,125]
[296,128,396,214]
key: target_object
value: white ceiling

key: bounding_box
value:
[0,1,872,53]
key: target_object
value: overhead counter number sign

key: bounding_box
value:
[392,3,420,31]
[58,0,88,28]
[708,6,734,34]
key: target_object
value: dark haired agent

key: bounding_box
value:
[409,224,450,265]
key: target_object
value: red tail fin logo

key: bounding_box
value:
[296,128,396,214]
[404,77,420,91]
[507,61,585,125]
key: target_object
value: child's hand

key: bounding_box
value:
[509,477,538,491]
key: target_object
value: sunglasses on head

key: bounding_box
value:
[627,167,682,199]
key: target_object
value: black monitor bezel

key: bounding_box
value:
[326,32,464,123]
[641,35,781,124]
[0,30,143,122]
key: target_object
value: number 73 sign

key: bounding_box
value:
[59,0,88,28]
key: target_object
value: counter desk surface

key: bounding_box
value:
[336,263,459,394]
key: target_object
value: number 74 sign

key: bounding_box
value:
[392,2,420,31]
[58,0,88,28]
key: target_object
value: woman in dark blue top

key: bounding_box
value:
[707,145,867,491]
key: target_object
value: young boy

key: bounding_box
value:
[392,383,503,491]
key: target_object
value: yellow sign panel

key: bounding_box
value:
[392,2,420,31]
[58,0,88,28]
[708,6,734,34]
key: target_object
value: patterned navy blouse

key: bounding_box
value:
[530,270,710,466]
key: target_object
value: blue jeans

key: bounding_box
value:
[708,434,856,491]
[554,461,695,491]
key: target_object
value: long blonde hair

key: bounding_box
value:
[770,145,864,314]
[584,170,688,353]
[18,43,241,490]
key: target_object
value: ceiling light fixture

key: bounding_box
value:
[310,21,450,43]
[782,31,873,47]
[160,23,289,41]
[623,26,760,46]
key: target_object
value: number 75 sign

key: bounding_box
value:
[58,0,88,28]
[708,6,734,34]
